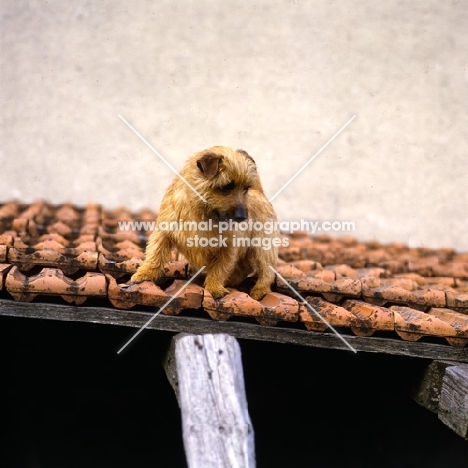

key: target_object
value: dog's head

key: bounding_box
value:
[193,146,263,222]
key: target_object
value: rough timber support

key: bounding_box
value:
[413,360,468,440]
[164,333,256,468]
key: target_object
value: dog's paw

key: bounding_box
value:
[206,285,230,299]
[130,268,159,284]
[249,286,270,301]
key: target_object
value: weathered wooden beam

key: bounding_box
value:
[439,365,468,439]
[413,360,468,439]
[1,299,468,362]
[164,333,255,468]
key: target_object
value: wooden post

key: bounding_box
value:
[413,360,468,439]
[164,333,256,468]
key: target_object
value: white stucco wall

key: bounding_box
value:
[1,0,467,249]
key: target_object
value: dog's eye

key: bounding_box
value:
[218,181,236,193]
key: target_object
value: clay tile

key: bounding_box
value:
[358,267,389,278]
[365,249,392,265]
[285,230,309,239]
[408,257,439,276]
[204,289,264,321]
[290,260,323,273]
[275,264,306,278]
[342,299,394,336]
[278,245,302,262]
[26,220,40,237]
[38,233,70,246]
[411,288,446,308]
[162,261,188,278]
[136,208,157,221]
[387,278,418,291]
[433,262,468,278]
[279,276,361,300]
[364,240,382,249]
[331,264,358,277]
[313,234,332,243]
[7,248,98,275]
[334,247,366,267]
[98,227,144,244]
[378,260,409,275]
[455,279,468,289]
[164,279,204,311]
[32,239,68,252]
[55,204,81,221]
[202,290,232,321]
[338,236,359,247]
[12,218,29,232]
[0,201,22,220]
[0,234,14,247]
[298,246,324,263]
[84,203,102,223]
[299,296,354,332]
[362,279,415,306]
[258,292,299,325]
[312,269,336,282]
[446,291,468,310]
[115,247,145,260]
[0,264,12,289]
[73,234,96,245]
[390,305,457,342]
[12,238,30,250]
[394,273,428,285]
[98,254,143,277]
[455,253,468,263]
[47,221,74,237]
[114,240,144,251]
[5,266,106,305]
[0,246,7,263]
[427,308,468,347]
[431,277,457,287]
[107,275,172,310]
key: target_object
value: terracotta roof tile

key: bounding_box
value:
[278,275,362,301]
[258,292,299,326]
[391,305,458,343]
[2,201,468,348]
[428,308,468,347]
[299,297,354,332]
[8,246,98,275]
[0,246,7,263]
[0,264,12,289]
[342,299,394,336]
[446,291,468,310]
[107,275,171,310]
[203,289,264,321]
[164,279,204,311]
[5,266,106,305]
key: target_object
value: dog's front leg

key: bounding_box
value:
[203,249,237,299]
[131,230,172,283]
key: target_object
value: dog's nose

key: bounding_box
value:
[233,205,248,222]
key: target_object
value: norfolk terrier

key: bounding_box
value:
[131,146,279,300]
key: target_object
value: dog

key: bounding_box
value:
[131,146,278,300]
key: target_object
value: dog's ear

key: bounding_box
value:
[197,153,223,180]
[237,149,257,167]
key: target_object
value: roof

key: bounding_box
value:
[1,200,468,354]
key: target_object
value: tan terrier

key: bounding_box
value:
[131,146,279,300]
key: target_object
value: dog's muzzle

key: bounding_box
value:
[214,205,248,222]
